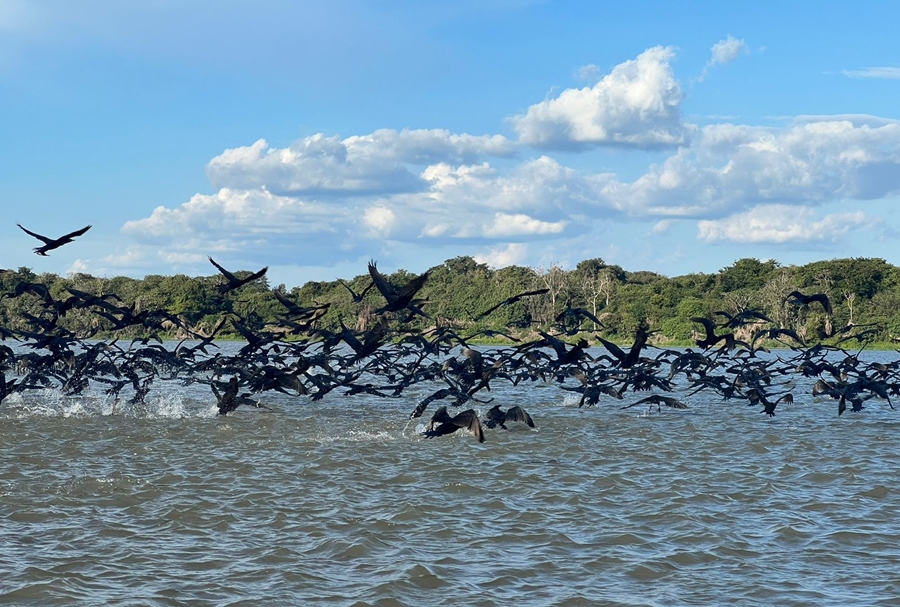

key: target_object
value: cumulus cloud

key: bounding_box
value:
[652,220,674,234]
[697,205,873,243]
[474,243,529,268]
[791,114,900,128]
[124,187,345,239]
[510,46,689,149]
[120,187,355,266]
[607,119,900,216]
[842,67,900,80]
[205,129,515,197]
[66,259,90,276]
[362,206,397,238]
[121,113,900,271]
[708,36,748,67]
[117,29,900,276]
[482,213,567,237]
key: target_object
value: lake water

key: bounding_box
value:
[2,345,899,606]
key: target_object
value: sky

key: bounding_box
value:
[1,0,899,288]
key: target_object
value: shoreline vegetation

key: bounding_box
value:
[1,256,897,349]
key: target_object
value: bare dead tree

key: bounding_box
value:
[528,264,570,327]
[579,268,616,330]
[844,291,856,325]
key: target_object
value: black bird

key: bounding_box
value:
[18,223,91,256]
[759,392,794,417]
[475,288,549,320]
[422,406,485,442]
[211,376,262,415]
[337,278,375,303]
[784,290,833,315]
[554,303,604,333]
[621,393,688,412]
[691,317,728,349]
[368,260,430,316]
[484,404,535,429]
[597,320,655,368]
[410,385,492,419]
[208,256,268,294]
[750,327,806,350]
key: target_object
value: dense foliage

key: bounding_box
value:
[2,256,898,346]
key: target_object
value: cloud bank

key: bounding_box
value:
[117,45,895,273]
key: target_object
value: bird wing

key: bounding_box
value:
[208,256,237,282]
[691,317,718,340]
[510,288,549,302]
[452,409,485,442]
[810,293,833,315]
[245,267,268,283]
[661,396,688,409]
[61,225,92,240]
[620,394,661,409]
[367,260,398,301]
[396,270,430,300]
[505,405,535,428]
[477,288,548,320]
[474,300,506,320]
[572,307,604,327]
[17,224,53,244]
[273,289,304,315]
[337,279,359,299]
[597,337,627,363]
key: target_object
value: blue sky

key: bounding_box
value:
[2,1,900,287]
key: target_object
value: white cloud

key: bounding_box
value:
[124,187,346,238]
[709,36,748,66]
[608,119,900,216]
[842,67,900,80]
[482,213,567,237]
[791,114,900,128]
[474,243,528,268]
[697,205,873,243]
[574,63,600,82]
[66,259,90,276]
[363,206,397,238]
[652,220,674,234]
[510,46,690,149]
[120,114,900,271]
[205,129,515,197]
[120,187,353,267]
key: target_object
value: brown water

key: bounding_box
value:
[2,348,900,606]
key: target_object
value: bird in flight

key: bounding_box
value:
[484,404,536,430]
[474,288,549,320]
[784,290,833,315]
[17,223,92,256]
[422,406,485,442]
[208,256,268,294]
[337,278,375,303]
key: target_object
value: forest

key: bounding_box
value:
[1,255,896,348]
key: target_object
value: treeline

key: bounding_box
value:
[1,256,898,345]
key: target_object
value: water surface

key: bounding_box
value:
[2,348,899,606]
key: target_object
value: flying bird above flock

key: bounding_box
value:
[17,223,92,256]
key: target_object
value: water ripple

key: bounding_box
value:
[2,350,900,605]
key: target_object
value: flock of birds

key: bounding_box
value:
[1,224,898,441]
